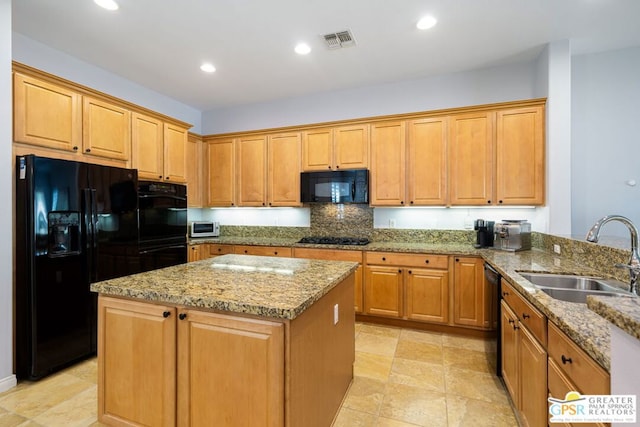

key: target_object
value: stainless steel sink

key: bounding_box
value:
[517,272,635,303]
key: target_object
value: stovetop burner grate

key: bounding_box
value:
[298,236,370,246]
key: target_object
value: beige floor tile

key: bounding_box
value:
[356,332,399,357]
[446,395,518,427]
[354,352,394,382]
[443,347,495,374]
[389,358,445,393]
[0,374,94,419]
[63,359,98,384]
[444,366,510,405]
[443,334,496,353]
[379,383,448,427]
[342,376,386,415]
[394,339,443,364]
[332,407,377,427]
[399,328,443,346]
[375,417,422,427]
[0,410,31,427]
[359,323,402,339]
[32,385,97,427]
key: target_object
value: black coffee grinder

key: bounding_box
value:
[474,219,495,248]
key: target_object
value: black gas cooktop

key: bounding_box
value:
[298,236,370,246]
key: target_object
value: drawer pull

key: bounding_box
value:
[162,311,171,318]
[522,313,530,319]
[425,259,430,264]
[382,257,386,261]
[508,319,515,325]
[408,270,412,274]
[274,251,278,255]
[502,291,510,296]
[179,313,187,320]
[561,355,573,364]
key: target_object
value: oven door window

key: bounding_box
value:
[138,194,187,243]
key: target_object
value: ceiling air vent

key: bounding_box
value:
[322,30,356,49]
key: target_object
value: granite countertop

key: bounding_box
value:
[90,254,359,320]
[587,296,640,340]
[188,237,640,371]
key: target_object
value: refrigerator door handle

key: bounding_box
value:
[83,188,98,282]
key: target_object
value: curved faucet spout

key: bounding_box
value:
[586,214,640,295]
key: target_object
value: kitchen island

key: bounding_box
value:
[90,254,358,427]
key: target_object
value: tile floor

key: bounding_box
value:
[0,323,517,427]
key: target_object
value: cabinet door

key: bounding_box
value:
[334,124,369,169]
[448,112,494,205]
[364,265,403,318]
[370,121,406,206]
[519,326,548,427]
[302,128,333,171]
[83,96,130,161]
[407,117,448,205]
[177,310,284,427]
[13,73,82,152]
[268,132,301,206]
[496,106,545,205]
[188,244,203,262]
[234,245,292,257]
[186,134,203,207]
[237,135,267,206]
[501,301,519,405]
[97,296,176,427]
[205,139,236,207]
[405,267,449,324]
[208,244,235,258]
[163,123,187,183]
[132,112,164,180]
[453,257,490,328]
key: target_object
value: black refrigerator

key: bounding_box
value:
[15,155,139,380]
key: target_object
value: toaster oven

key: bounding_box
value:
[189,221,220,238]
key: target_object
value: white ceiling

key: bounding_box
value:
[12,0,640,112]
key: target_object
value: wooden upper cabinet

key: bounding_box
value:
[268,132,301,206]
[496,106,545,205]
[132,112,164,180]
[370,121,406,206]
[236,135,267,206]
[186,134,203,207]
[407,117,448,205]
[302,128,333,171]
[163,123,188,183]
[205,138,236,207]
[82,96,130,161]
[334,124,369,170]
[448,112,494,205]
[13,73,82,152]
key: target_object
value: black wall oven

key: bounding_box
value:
[137,181,187,271]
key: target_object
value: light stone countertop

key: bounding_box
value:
[90,254,359,320]
[188,237,640,371]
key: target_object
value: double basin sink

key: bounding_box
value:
[518,272,636,304]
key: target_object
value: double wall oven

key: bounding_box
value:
[137,181,187,272]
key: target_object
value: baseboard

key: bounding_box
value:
[0,373,17,393]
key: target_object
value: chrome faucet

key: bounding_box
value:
[586,214,640,295]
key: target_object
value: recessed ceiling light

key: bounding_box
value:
[417,15,437,30]
[200,63,216,73]
[294,43,311,55]
[94,0,119,11]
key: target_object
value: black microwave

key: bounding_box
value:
[300,169,369,203]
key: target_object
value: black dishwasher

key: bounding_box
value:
[484,262,502,377]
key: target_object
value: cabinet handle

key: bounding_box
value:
[561,355,573,364]
[328,166,332,169]
[425,259,430,264]
[85,148,91,153]
[162,311,171,318]
[262,202,265,206]
[400,201,404,205]
[502,291,510,296]
[73,146,78,151]
[274,251,278,255]
[408,270,412,274]
[231,203,234,206]
[382,257,386,261]
[498,200,503,204]
[244,250,248,253]
[410,201,414,205]
[179,313,187,320]
[508,319,515,325]
[455,258,460,262]
[336,165,340,169]
[513,324,519,330]
[269,202,272,206]
[218,248,222,252]
[487,200,491,204]
[165,177,170,180]
[522,313,530,319]
[398,269,402,273]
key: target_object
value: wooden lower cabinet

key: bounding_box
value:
[177,310,284,426]
[519,324,548,427]
[188,244,202,262]
[364,265,403,318]
[207,243,235,258]
[234,245,292,257]
[453,256,492,329]
[293,247,364,313]
[97,273,355,427]
[405,267,449,324]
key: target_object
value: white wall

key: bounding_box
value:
[202,61,537,134]
[572,47,640,238]
[12,33,203,134]
[0,0,17,393]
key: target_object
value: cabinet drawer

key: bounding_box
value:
[548,322,610,396]
[234,245,292,257]
[294,247,363,263]
[501,280,546,345]
[365,251,448,269]
[208,244,234,257]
